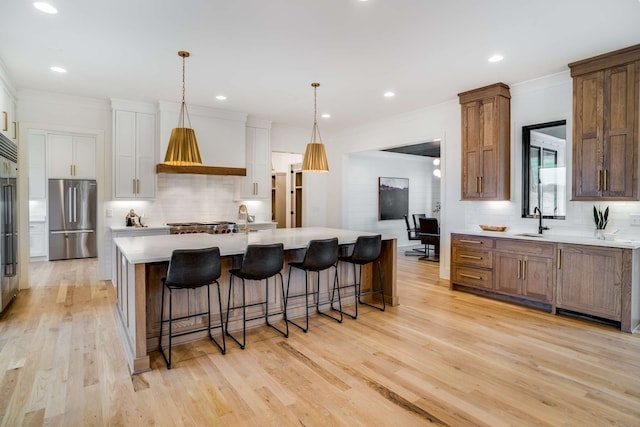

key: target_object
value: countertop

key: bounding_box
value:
[453,229,640,249]
[114,227,390,264]
[110,225,170,232]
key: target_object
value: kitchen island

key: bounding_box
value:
[112,227,397,374]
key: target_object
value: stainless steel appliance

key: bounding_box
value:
[0,133,18,312]
[167,221,238,234]
[48,179,97,260]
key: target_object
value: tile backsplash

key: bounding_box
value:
[104,174,269,227]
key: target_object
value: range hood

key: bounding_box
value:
[156,164,246,176]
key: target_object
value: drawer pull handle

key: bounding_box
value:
[459,239,482,244]
[460,273,482,280]
[518,259,522,279]
[460,255,482,260]
[604,169,608,191]
[597,170,602,191]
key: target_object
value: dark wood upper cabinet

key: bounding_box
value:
[570,44,640,200]
[458,83,511,201]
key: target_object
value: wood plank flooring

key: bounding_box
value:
[0,256,639,425]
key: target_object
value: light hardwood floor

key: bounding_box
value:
[0,256,639,426]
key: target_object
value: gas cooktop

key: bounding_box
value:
[167,221,238,234]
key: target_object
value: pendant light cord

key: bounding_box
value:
[181,54,186,127]
[310,83,323,144]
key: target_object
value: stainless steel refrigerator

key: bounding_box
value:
[48,179,97,260]
[0,133,18,312]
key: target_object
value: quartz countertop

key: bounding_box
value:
[114,227,389,264]
[110,225,170,232]
[453,229,640,249]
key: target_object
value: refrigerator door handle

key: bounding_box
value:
[50,230,95,235]
[68,187,73,223]
[73,186,78,223]
[2,183,15,277]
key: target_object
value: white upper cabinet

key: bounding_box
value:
[47,133,96,179]
[0,83,17,141]
[112,103,156,199]
[238,122,271,200]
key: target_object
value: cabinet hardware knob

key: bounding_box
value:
[460,273,482,280]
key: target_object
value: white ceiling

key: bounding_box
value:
[1,0,639,133]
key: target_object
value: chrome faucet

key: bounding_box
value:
[533,206,549,234]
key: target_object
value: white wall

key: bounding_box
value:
[343,150,433,246]
[17,90,110,284]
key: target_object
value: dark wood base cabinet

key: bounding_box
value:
[451,233,640,333]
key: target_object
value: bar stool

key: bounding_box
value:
[333,234,385,319]
[286,237,343,333]
[225,243,289,349]
[159,246,225,369]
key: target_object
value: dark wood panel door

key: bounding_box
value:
[522,255,554,303]
[494,252,522,295]
[572,71,604,199]
[557,244,622,321]
[603,63,636,198]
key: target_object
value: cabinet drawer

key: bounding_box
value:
[495,238,555,257]
[452,265,493,290]
[452,234,495,248]
[452,247,493,268]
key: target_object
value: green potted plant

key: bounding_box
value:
[593,205,609,239]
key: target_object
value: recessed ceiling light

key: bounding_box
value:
[50,66,67,73]
[433,158,440,166]
[215,94,227,101]
[321,113,331,119]
[488,54,504,63]
[33,2,58,14]
[383,91,395,98]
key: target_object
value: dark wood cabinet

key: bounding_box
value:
[570,44,640,200]
[458,83,511,200]
[494,239,555,304]
[556,244,624,321]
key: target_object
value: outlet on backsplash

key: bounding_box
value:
[630,214,640,226]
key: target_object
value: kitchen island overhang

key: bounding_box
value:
[112,227,398,374]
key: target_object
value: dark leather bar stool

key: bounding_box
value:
[225,243,288,349]
[159,246,225,369]
[333,234,385,319]
[286,237,343,333]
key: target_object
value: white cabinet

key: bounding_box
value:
[238,126,270,199]
[113,109,156,199]
[29,222,47,258]
[47,133,96,179]
[28,132,46,199]
[0,84,17,141]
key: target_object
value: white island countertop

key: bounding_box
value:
[453,229,640,249]
[114,227,388,264]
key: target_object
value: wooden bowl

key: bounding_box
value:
[479,225,507,232]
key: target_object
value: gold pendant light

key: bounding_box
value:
[164,51,202,165]
[302,82,329,172]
